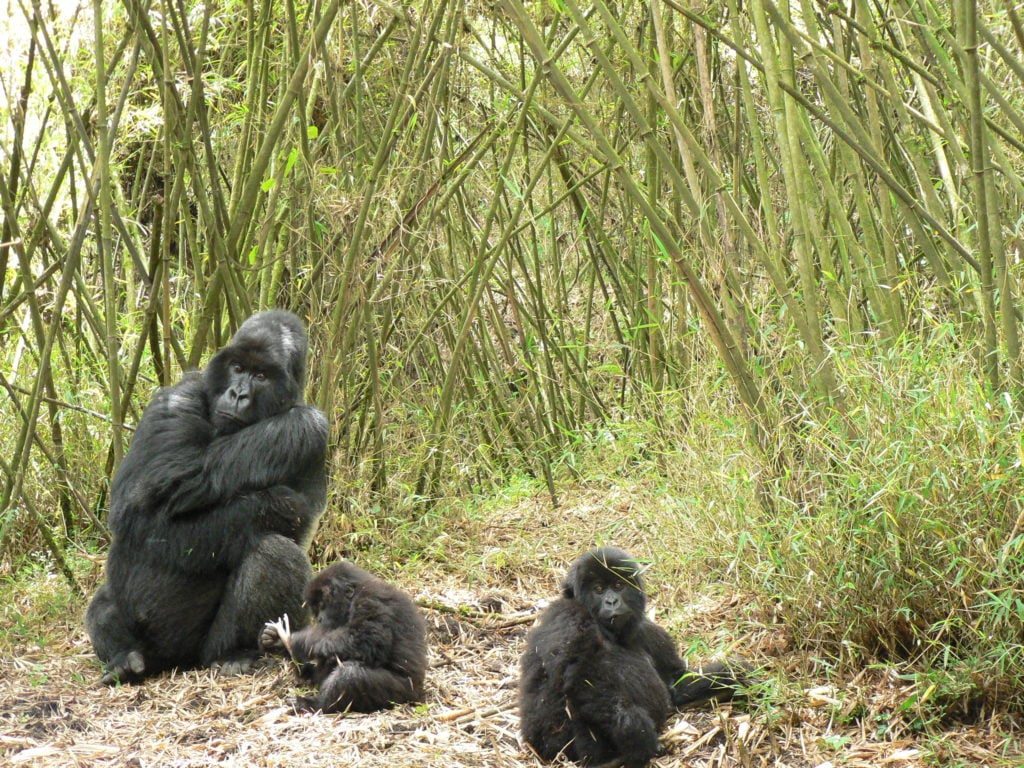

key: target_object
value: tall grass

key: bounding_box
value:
[745,333,1024,717]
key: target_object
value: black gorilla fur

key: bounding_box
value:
[86,310,328,684]
[260,561,428,713]
[519,547,746,768]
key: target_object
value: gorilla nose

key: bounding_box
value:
[226,389,250,409]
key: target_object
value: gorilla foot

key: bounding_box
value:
[210,650,265,676]
[292,695,322,714]
[99,650,146,685]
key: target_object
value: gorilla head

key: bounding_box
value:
[303,561,362,625]
[563,546,647,640]
[206,310,310,435]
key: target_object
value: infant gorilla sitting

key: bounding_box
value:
[260,561,428,713]
[519,547,748,768]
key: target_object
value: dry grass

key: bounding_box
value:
[1,488,1021,767]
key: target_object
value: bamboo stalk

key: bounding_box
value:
[498,0,771,453]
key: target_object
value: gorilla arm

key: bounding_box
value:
[637,623,748,707]
[107,374,213,531]
[160,406,328,571]
[111,386,327,572]
[161,406,328,519]
[169,407,326,571]
[289,602,396,668]
[668,657,750,707]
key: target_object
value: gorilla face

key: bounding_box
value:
[204,311,308,435]
[206,350,291,434]
[564,547,647,639]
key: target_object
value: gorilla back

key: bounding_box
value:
[260,561,429,713]
[86,310,328,684]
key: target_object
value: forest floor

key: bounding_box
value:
[1,488,1020,768]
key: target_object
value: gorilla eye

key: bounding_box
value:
[254,371,267,382]
[612,581,626,592]
[593,584,605,595]
[231,363,245,374]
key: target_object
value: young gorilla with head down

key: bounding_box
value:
[86,310,328,684]
[519,547,746,768]
[260,561,428,713]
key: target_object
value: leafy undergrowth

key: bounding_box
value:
[1,482,1022,767]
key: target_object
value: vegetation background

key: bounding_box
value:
[1,0,1023,764]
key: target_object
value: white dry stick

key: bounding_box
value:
[265,614,293,655]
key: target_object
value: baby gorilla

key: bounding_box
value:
[519,547,746,768]
[260,561,428,713]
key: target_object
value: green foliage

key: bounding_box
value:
[0,558,89,655]
[734,333,1024,718]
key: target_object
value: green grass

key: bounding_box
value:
[725,333,1024,721]
[0,560,88,657]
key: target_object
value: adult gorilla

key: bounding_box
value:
[86,310,328,684]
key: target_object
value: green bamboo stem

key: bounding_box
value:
[498,0,771,449]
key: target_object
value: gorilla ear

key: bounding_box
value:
[561,563,580,599]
